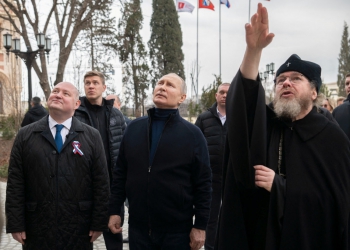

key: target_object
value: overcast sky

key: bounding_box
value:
[30,0,350,101]
[133,0,350,98]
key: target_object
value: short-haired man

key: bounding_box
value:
[195,83,229,250]
[106,94,131,125]
[108,73,212,250]
[74,70,126,250]
[333,73,350,139]
[21,96,48,127]
[216,4,350,249]
[6,82,110,249]
[336,96,345,106]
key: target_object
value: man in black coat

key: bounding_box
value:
[21,96,48,127]
[6,82,110,249]
[108,73,212,250]
[216,4,350,249]
[74,70,125,250]
[195,83,229,250]
[332,73,350,139]
[106,94,131,125]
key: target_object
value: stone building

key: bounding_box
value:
[0,7,22,116]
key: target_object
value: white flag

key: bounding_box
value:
[176,0,195,13]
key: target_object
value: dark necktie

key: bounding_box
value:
[55,124,64,153]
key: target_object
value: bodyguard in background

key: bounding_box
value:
[21,96,48,127]
[74,70,126,250]
[195,82,229,250]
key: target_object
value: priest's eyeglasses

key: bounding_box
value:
[275,73,305,86]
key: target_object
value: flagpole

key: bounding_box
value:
[196,0,199,104]
[248,0,251,22]
[219,0,221,77]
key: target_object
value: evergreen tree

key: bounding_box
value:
[337,22,350,97]
[114,0,149,117]
[148,0,185,87]
[200,75,222,110]
[75,0,117,79]
[319,82,331,98]
[187,99,201,123]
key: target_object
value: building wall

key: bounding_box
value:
[0,8,22,116]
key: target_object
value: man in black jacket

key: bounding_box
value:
[332,73,350,139]
[74,70,125,250]
[6,82,110,249]
[106,94,131,125]
[195,82,229,250]
[108,73,212,250]
[21,96,48,127]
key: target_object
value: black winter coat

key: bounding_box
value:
[333,96,350,139]
[195,102,227,176]
[6,116,110,250]
[21,104,48,127]
[74,97,125,179]
[109,108,212,233]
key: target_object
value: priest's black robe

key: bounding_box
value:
[216,70,350,250]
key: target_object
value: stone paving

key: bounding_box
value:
[0,181,129,250]
[0,181,205,250]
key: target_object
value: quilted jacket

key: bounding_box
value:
[195,102,227,176]
[74,97,126,180]
[6,116,110,250]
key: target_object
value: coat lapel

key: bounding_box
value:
[34,116,85,153]
[62,117,84,152]
[33,116,57,150]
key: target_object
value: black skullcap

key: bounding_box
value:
[275,54,322,92]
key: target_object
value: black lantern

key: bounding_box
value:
[3,32,51,109]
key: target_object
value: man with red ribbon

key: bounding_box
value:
[6,82,110,249]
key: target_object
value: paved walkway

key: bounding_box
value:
[0,181,205,250]
[0,181,129,249]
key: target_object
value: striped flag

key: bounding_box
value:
[199,0,215,11]
[220,0,230,8]
[176,0,195,13]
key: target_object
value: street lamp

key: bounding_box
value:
[3,32,51,109]
[259,62,275,83]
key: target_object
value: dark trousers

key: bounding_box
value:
[103,204,125,250]
[129,225,191,250]
[205,175,222,250]
[103,230,123,250]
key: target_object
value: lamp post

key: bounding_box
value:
[3,32,51,109]
[259,62,275,84]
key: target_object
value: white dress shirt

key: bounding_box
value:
[49,116,72,144]
[217,107,226,125]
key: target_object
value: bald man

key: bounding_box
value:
[6,82,110,249]
[106,94,131,125]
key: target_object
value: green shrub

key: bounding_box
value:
[0,115,16,140]
[0,164,8,178]
[2,127,15,140]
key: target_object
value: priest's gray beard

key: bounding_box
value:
[273,95,311,120]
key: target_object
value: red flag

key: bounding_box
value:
[198,0,215,11]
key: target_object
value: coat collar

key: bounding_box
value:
[208,102,219,118]
[269,106,329,142]
[33,115,85,152]
[147,107,181,122]
[79,96,114,109]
